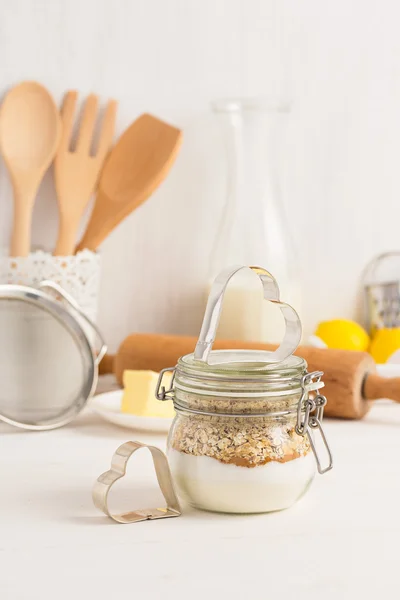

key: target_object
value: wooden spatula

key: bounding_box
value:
[75,113,182,252]
[0,81,61,256]
[54,92,117,255]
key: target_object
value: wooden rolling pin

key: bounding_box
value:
[100,333,399,419]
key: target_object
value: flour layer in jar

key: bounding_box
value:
[168,449,315,513]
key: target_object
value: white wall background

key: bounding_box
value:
[0,0,399,350]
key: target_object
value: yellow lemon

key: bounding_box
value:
[315,319,370,351]
[369,328,400,363]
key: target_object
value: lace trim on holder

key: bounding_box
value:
[0,250,101,321]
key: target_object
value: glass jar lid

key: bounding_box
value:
[179,350,305,375]
[175,351,307,397]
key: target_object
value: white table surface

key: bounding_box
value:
[2,388,400,600]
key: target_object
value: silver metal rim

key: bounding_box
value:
[0,284,97,430]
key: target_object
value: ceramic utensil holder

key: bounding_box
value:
[0,250,101,321]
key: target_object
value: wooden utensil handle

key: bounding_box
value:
[54,219,79,256]
[75,189,108,252]
[10,192,35,257]
[363,373,400,403]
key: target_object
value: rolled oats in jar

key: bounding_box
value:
[156,266,333,514]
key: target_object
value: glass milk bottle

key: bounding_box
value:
[208,99,301,343]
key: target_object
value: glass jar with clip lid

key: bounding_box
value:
[156,265,333,514]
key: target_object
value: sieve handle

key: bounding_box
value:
[38,280,107,366]
[194,265,302,365]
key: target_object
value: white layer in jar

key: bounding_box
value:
[169,448,315,513]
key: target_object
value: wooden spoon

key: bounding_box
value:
[0,81,61,256]
[75,113,182,252]
[54,92,117,255]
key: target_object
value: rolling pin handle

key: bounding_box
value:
[363,372,400,403]
[99,354,115,375]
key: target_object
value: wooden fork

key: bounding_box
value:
[53,91,117,255]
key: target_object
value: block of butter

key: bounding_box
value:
[121,370,175,419]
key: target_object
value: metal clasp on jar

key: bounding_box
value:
[295,371,333,475]
[156,367,176,401]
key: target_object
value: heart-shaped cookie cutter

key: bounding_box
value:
[93,441,181,524]
[194,264,302,365]
[156,264,303,401]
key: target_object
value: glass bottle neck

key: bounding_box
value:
[215,107,284,209]
[210,103,290,270]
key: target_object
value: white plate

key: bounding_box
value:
[90,390,173,433]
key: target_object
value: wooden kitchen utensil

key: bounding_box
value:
[75,113,182,252]
[54,92,117,255]
[0,81,61,256]
[99,332,400,420]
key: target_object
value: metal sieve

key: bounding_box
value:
[0,280,106,430]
